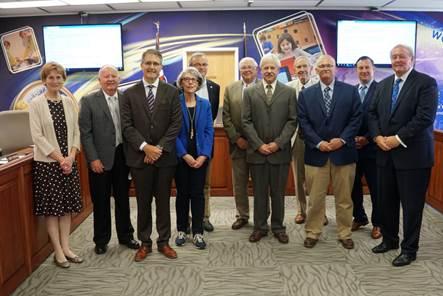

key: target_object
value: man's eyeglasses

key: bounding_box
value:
[317,64,334,69]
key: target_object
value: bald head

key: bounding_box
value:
[98,65,120,96]
[315,55,336,85]
[239,57,258,84]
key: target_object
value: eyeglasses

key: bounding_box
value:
[317,64,334,69]
[191,63,208,67]
[182,77,197,83]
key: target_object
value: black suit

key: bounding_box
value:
[205,79,220,121]
[79,90,134,246]
[120,80,182,248]
[368,69,438,255]
[351,81,380,226]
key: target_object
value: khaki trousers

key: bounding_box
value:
[305,160,355,240]
[231,156,250,219]
[291,137,307,216]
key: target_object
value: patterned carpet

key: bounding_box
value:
[12,196,443,296]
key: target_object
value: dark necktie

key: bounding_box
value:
[391,78,402,113]
[146,85,155,112]
[266,84,273,102]
[301,85,305,91]
[359,85,367,103]
[323,86,332,115]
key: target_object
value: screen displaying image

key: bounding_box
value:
[336,20,417,67]
[43,23,124,71]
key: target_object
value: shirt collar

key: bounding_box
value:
[103,90,118,100]
[395,67,413,82]
[359,79,373,89]
[263,79,278,90]
[143,77,160,88]
[319,79,335,92]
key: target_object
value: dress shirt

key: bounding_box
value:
[103,91,122,146]
[392,67,413,148]
[140,78,160,151]
[196,78,209,101]
[262,79,278,96]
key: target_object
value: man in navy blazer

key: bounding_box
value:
[298,54,362,249]
[350,56,381,240]
[368,44,438,267]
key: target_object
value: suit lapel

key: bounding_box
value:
[329,81,339,115]
[270,81,284,106]
[96,91,113,121]
[135,81,151,117]
[314,83,327,117]
[391,70,416,116]
[255,81,269,105]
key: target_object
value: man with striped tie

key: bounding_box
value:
[120,49,182,262]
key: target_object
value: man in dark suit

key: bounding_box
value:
[120,49,182,262]
[298,54,361,249]
[242,54,297,244]
[189,52,220,232]
[79,65,139,255]
[369,44,438,266]
[351,56,381,239]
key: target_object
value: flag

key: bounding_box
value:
[153,21,167,81]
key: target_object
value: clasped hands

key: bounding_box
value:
[183,154,207,168]
[318,138,344,152]
[59,156,74,175]
[258,142,279,155]
[374,135,400,151]
[143,144,162,164]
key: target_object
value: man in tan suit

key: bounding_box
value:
[287,56,317,225]
[223,57,258,230]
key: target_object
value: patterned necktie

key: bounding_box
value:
[323,86,332,115]
[359,85,367,103]
[146,85,155,112]
[108,96,122,146]
[266,84,273,102]
[391,78,402,113]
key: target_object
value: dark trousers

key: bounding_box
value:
[131,165,175,248]
[175,160,208,235]
[250,162,289,234]
[351,157,380,226]
[89,144,134,246]
[378,158,431,255]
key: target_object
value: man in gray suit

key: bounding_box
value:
[79,65,139,255]
[242,54,297,244]
[120,49,182,262]
[223,57,258,230]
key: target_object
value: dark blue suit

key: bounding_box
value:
[368,69,438,255]
[351,81,380,226]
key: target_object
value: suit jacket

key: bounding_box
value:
[29,94,80,162]
[120,80,182,169]
[223,80,248,159]
[356,81,378,160]
[176,94,214,159]
[297,80,362,167]
[368,69,438,169]
[241,80,297,164]
[79,89,123,170]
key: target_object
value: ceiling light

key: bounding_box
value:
[140,0,208,2]
[0,1,65,9]
[61,0,139,4]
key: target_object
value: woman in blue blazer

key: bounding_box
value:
[175,67,214,249]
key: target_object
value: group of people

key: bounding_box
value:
[29,43,437,269]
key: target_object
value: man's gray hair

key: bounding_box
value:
[391,44,414,58]
[315,54,336,68]
[98,64,118,77]
[239,57,258,68]
[189,52,207,66]
[259,54,281,68]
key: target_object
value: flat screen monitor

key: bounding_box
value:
[336,20,417,67]
[42,23,124,71]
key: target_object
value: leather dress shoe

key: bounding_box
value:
[119,239,140,250]
[134,244,152,262]
[203,219,214,232]
[371,227,382,239]
[65,255,84,264]
[232,218,248,230]
[94,245,108,255]
[351,220,369,231]
[249,230,267,242]
[158,244,177,259]
[54,256,70,268]
[323,216,329,226]
[274,232,289,244]
[294,214,305,224]
[372,241,399,253]
[392,253,416,267]
[339,238,355,249]
[304,237,318,248]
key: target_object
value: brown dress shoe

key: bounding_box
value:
[339,239,355,249]
[304,237,318,248]
[249,230,267,242]
[232,218,248,230]
[274,232,289,244]
[134,245,152,262]
[294,214,305,224]
[371,227,382,239]
[351,220,369,231]
[158,244,177,259]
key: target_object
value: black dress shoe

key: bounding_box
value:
[95,245,108,255]
[392,253,416,267]
[203,219,214,232]
[119,239,140,250]
[372,241,399,254]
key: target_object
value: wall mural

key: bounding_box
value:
[0,10,442,129]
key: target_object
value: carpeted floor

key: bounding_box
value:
[12,196,443,296]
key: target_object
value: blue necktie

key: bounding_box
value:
[391,78,402,113]
[146,85,155,112]
[359,85,367,103]
[323,86,332,115]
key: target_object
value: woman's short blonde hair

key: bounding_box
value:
[40,62,67,82]
[176,67,203,91]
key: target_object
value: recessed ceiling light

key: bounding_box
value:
[61,0,140,4]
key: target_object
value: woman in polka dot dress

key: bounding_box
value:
[29,62,83,268]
